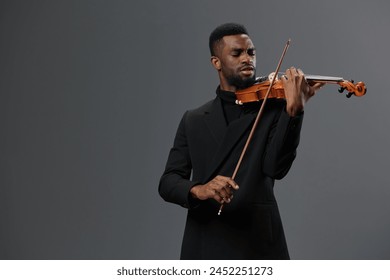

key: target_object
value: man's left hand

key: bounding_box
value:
[281,67,325,117]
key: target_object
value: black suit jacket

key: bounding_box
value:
[159,96,303,259]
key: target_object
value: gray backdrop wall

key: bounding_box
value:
[1,0,389,259]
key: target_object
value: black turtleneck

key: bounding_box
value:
[216,87,243,125]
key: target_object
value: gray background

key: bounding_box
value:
[0,0,389,259]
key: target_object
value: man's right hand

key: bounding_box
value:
[190,175,239,204]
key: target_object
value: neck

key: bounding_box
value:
[218,76,236,92]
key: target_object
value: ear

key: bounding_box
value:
[210,56,221,71]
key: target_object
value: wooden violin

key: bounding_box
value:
[235,74,367,105]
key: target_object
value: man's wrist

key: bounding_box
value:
[286,103,303,117]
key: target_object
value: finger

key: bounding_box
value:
[289,66,297,74]
[215,175,239,190]
[297,68,308,86]
[224,178,239,190]
[218,187,233,201]
[216,190,233,203]
[307,82,324,95]
[285,67,292,77]
[214,195,223,204]
[313,82,325,90]
[297,68,305,78]
[214,193,227,204]
[217,186,231,198]
[285,67,298,80]
[212,176,229,188]
[292,67,303,80]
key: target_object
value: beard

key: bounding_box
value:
[226,70,256,90]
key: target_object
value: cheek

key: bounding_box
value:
[221,64,235,77]
[221,59,238,72]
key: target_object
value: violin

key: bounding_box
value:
[235,73,367,105]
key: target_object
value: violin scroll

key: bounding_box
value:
[337,80,367,98]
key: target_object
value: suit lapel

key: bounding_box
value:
[203,98,227,144]
[202,99,256,181]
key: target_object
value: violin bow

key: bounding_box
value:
[218,39,291,215]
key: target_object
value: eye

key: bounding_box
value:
[247,49,256,56]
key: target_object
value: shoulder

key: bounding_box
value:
[184,98,216,120]
[189,99,215,114]
[175,98,217,134]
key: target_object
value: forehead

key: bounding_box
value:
[221,34,254,50]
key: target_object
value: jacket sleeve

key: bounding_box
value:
[262,106,304,179]
[158,111,200,209]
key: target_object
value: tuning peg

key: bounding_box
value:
[346,92,353,98]
[338,87,345,93]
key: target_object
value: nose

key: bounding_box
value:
[241,51,254,64]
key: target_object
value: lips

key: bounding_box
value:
[240,65,255,76]
[240,65,254,72]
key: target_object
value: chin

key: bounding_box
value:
[226,73,256,90]
[238,76,256,89]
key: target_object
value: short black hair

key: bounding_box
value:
[209,23,249,56]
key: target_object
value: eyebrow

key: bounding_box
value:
[231,47,256,53]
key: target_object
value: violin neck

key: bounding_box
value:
[271,73,344,83]
[305,74,344,83]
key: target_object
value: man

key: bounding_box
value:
[159,23,323,259]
